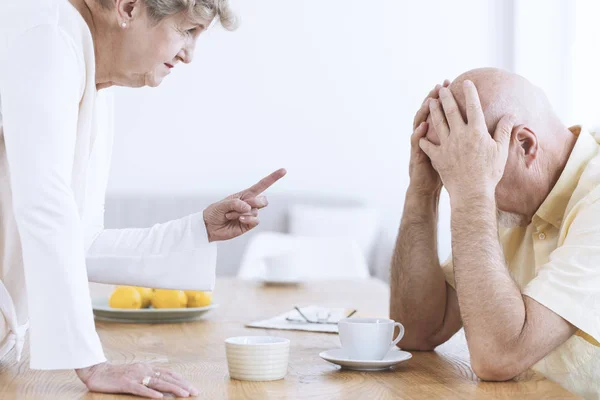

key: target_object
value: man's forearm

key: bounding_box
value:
[450,193,525,368]
[391,187,448,349]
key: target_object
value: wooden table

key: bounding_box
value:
[0,278,578,399]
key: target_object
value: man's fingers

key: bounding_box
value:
[413,99,431,130]
[422,84,442,105]
[463,80,486,127]
[415,80,451,130]
[438,87,465,132]
[244,168,287,196]
[493,114,517,148]
[411,122,429,146]
[422,80,449,105]
[429,100,449,142]
[419,137,439,160]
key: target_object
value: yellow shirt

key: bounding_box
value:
[443,126,600,400]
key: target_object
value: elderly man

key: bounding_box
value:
[390,68,600,399]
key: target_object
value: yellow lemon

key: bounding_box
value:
[184,291,212,308]
[134,287,153,308]
[151,290,188,309]
[109,286,142,309]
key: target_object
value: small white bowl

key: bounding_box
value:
[225,336,290,381]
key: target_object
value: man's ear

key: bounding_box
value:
[514,125,538,167]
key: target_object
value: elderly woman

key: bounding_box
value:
[0,0,285,398]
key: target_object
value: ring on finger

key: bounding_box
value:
[155,371,161,378]
[142,376,152,387]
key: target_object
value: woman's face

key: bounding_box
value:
[115,6,209,87]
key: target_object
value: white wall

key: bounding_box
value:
[565,0,600,129]
[514,0,600,129]
[513,0,573,122]
[107,0,513,263]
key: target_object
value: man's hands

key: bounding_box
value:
[390,79,464,351]
[203,168,287,242]
[76,362,199,398]
[408,80,449,196]
[418,81,516,199]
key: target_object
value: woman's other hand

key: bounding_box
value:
[76,362,199,398]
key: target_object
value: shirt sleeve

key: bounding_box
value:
[0,25,106,369]
[524,196,600,347]
[86,212,217,291]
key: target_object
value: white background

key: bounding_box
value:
[106,0,599,263]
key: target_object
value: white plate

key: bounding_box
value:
[319,348,412,371]
[92,298,218,323]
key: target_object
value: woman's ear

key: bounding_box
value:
[115,0,141,21]
[514,125,538,167]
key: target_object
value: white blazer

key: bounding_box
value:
[0,0,217,369]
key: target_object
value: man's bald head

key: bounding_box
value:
[421,68,576,225]
[426,68,561,145]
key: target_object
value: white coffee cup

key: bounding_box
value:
[338,318,405,360]
[263,252,300,282]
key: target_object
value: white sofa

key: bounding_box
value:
[103,194,394,282]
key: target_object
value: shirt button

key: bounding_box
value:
[538,232,546,240]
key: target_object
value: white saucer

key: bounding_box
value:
[319,348,412,371]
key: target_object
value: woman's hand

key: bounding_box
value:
[76,362,198,398]
[203,168,287,242]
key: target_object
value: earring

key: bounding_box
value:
[121,22,127,28]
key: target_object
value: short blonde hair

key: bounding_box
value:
[98,0,237,31]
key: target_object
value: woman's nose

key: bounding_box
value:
[178,42,196,64]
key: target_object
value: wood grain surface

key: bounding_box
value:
[0,278,579,399]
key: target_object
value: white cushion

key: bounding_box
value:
[237,232,369,280]
[288,204,379,259]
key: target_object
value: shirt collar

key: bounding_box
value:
[536,126,599,229]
